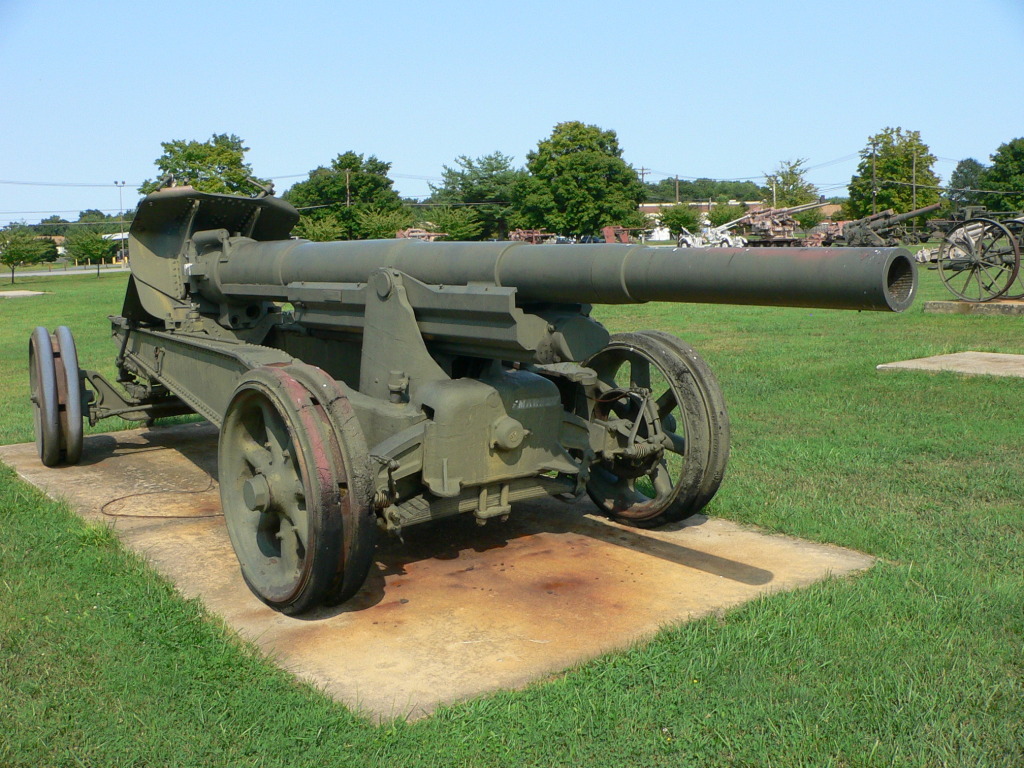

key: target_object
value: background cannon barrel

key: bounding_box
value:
[864,202,943,230]
[210,239,917,312]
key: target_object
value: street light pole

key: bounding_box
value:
[114,181,126,267]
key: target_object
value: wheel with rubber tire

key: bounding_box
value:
[584,331,730,528]
[218,364,375,614]
[53,326,84,465]
[29,327,61,467]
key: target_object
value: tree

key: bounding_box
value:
[847,127,940,218]
[764,159,818,208]
[644,178,766,204]
[139,133,268,196]
[293,214,345,242]
[978,138,1024,211]
[707,203,747,228]
[35,215,71,237]
[283,152,405,240]
[354,206,415,240]
[422,206,484,241]
[514,121,647,236]
[0,226,48,284]
[64,228,115,272]
[946,158,988,209]
[657,204,701,236]
[429,152,526,239]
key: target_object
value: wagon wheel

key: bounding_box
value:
[936,218,1020,302]
[584,331,730,528]
[1000,219,1024,300]
[219,365,375,614]
[29,327,61,467]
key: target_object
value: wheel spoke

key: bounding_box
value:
[650,460,674,497]
[630,358,651,390]
[655,389,676,419]
[277,517,302,572]
[662,430,687,455]
[240,435,271,475]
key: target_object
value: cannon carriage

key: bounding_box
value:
[934,216,1023,303]
[29,187,917,614]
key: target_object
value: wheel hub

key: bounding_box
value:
[242,474,272,512]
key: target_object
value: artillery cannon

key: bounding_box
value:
[677,202,830,249]
[935,217,1022,302]
[29,187,918,614]
[836,202,942,248]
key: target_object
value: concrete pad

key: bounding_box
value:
[877,351,1024,378]
[0,423,874,721]
[0,290,45,298]
[923,299,1024,315]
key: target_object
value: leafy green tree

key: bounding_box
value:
[0,226,48,283]
[645,178,766,204]
[515,121,647,236]
[657,204,701,236]
[946,158,988,209]
[284,152,404,239]
[354,206,414,240]
[847,127,940,218]
[35,215,71,237]
[64,228,115,270]
[764,159,819,208]
[293,213,345,242]
[708,204,747,228]
[978,138,1024,211]
[429,152,526,239]
[422,206,484,241]
[139,133,268,196]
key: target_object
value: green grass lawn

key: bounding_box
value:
[1,267,1021,767]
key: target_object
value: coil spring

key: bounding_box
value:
[625,443,657,460]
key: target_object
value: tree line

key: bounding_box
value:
[3,125,1023,281]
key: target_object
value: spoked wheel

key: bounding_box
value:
[937,218,1020,302]
[219,364,376,614]
[584,331,730,528]
[1000,219,1024,300]
[29,326,85,467]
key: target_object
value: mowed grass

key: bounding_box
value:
[1,266,1022,767]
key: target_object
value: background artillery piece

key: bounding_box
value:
[934,216,1022,302]
[28,187,918,614]
[676,202,829,249]
[830,202,942,248]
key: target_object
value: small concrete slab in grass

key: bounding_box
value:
[877,351,1024,378]
[923,299,1024,316]
[0,423,874,721]
[0,290,46,298]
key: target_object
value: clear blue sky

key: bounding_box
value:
[2,0,1022,226]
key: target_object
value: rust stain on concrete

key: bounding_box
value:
[0,422,875,721]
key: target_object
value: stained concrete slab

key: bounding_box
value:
[0,290,45,298]
[877,351,1024,378]
[923,299,1024,315]
[0,423,875,721]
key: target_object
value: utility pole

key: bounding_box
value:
[911,151,917,211]
[674,175,679,204]
[871,139,878,215]
[637,167,650,184]
[345,169,351,207]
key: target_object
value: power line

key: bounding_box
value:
[0,179,141,188]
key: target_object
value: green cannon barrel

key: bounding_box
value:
[210,238,917,312]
